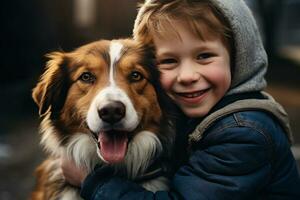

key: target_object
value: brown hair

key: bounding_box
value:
[134,0,233,52]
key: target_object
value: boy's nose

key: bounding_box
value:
[177,62,200,85]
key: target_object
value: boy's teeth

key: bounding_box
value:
[185,93,200,98]
[179,90,207,98]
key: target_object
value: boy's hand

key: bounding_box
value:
[60,156,88,187]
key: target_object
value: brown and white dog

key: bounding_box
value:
[31,39,174,200]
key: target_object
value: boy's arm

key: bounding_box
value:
[80,125,277,200]
[81,175,181,200]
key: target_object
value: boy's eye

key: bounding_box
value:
[156,58,178,70]
[157,58,177,65]
[197,53,214,60]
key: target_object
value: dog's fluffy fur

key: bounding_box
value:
[31,39,174,200]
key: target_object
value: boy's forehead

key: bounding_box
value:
[152,18,218,42]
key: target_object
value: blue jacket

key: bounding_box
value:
[80,93,300,200]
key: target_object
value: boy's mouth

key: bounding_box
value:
[175,88,210,98]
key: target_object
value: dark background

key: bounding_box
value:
[0,0,299,199]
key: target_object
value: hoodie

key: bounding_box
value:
[133,0,293,142]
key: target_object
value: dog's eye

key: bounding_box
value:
[129,71,144,82]
[79,72,95,83]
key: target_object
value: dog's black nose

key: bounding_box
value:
[98,101,126,124]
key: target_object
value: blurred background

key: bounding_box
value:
[0,0,299,199]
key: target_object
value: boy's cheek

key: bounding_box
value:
[159,72,174,91]
[206,68,231,90]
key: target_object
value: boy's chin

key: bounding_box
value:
[180,106,210,118]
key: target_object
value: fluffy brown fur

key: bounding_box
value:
[31,39,174,200]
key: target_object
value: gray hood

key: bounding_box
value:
[133,0,268,95]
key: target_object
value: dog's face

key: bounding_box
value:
[33,39,164,164]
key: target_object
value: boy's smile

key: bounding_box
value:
[154,20,231,117]
[175,88,210,104]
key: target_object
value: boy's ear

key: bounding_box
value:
[32,52,70,118]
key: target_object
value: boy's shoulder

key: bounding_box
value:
[203,110,287,145]
[187,110,290,166]
[213,110,288,143]
[189,93,292,145]
[213,110,281,134]
[191,110,291,161]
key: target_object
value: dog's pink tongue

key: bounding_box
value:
[98,132,128,164]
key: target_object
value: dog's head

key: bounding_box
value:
[33,39,170,165]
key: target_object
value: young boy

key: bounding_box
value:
[61,0,300,199]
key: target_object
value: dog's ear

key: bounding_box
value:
[32,52,70,118]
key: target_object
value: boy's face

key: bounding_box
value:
[153,20,231,117]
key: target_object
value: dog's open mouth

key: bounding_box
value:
[97,130,129,164]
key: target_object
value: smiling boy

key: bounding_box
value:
[154,19,231,117]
